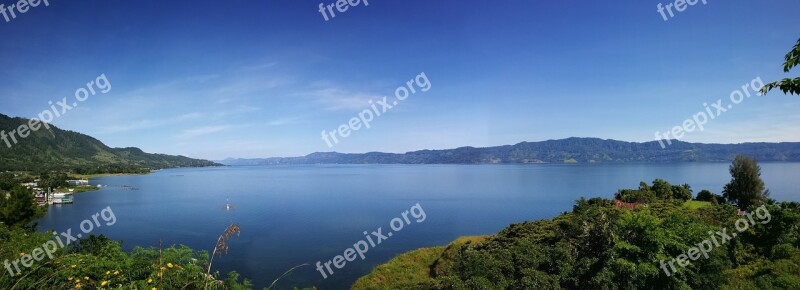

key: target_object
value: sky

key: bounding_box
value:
[0,0,799,160]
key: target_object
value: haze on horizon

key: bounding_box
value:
[1,1,798,160]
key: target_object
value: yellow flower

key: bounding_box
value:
[159,266,165,271]
[167,263,174,268]
[75,285,82,289]
[83,276,89,280]
[106,271,110,275]
[75,279,81,283]
[113,270,119,275]
[157,272,162,278]
[151,288,157,290]
[71,265,77,268]
[101,281,108,286]
[68,277,73,281]
[19,252,24,257]
[147,278,153,283]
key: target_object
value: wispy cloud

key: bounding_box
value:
[213,105,261,118]
[208,77,286,100]
[306,87,374,111]
[98,113,202,134]
[242,62,277,71]
[185,74,222,83]
[176,125,231,139]
[266,117,301,126]
[99,120,158,134]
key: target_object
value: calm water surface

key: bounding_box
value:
[37,163,800,289]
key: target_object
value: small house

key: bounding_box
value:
[67,180,90,186]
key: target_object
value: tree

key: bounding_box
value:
[671,184,693,201]
[723,155,768,210]
[39,172,68,190]
[0,185,43,228]
[696,190,715,202]
[695,189,725,204]
[0,172,15,190]
[615,188,656,203]
[761,38,800,96]
[652,179,673,200]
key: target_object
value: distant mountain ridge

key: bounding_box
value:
[221,137,800,165]
[0,113,220,173]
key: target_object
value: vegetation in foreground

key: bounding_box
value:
[761,37,800,96]
[0,172,254,289]
[0,230,253,290]
[0,169,320,289]
[354,155,800,289]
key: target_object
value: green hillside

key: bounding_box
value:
[355,181,800,289]
[0,113,219,173]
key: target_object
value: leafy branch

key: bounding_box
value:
[762,38,800,96]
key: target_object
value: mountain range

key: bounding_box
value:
[3,111,799,170]
[221,138,800,165]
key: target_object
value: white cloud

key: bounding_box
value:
[98,112,202,134]
[176,125,231,139]
[242,62,277,71]
[266,117,301,126]
[307,87,374,111]
[213,105,261,118]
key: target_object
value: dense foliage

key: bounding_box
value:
[0,184,253,289]
[0,227,253,289]
[356,158,800,289]
[429,199,800,290]
[223,137,800,165]
[0,186,45,229]
[0,114,220,174]
[723,155,769,210]
[614,179,693,204]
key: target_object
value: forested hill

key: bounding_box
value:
[222,137,800,165]
[0,114,220,173]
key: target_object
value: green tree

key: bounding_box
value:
[39,172,68,189]
[0,172,15,190]
[696,189,715,202]
[615,189,656,203]
[671,183,692,201]
[723,155,768,210]
[651,179,673,200]
[0,185,43,228]
[761,38,800,96]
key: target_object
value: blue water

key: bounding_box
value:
[36,163,800,289]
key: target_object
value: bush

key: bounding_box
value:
[0,230,253,289]
[696,189,712,201]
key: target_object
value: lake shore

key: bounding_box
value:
[73,172,152,180]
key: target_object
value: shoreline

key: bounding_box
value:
[0,170,153,181]
[72,165,223,180]
[74,172,151,180]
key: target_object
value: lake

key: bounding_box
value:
[36,163,800,289]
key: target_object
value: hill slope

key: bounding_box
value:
[222,137,800,165]
[354,184,800,289]
[0,113,219,173]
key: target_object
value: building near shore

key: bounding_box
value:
[67,180,89,186]
[52,192,74,204]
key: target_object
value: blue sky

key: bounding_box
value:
[0,0,798,160]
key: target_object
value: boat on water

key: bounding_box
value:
[52,193,74,204]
